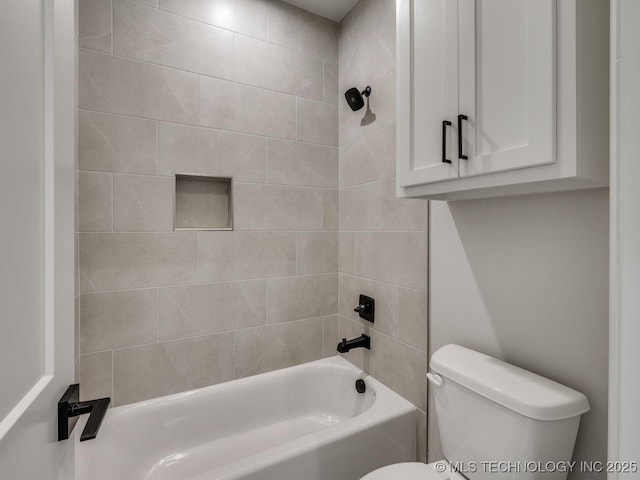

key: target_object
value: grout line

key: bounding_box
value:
[76,107,340,148]
[78,47,326,104]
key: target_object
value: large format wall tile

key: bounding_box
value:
[199,77,296,139]
[78,171,113,232]
[340,125,395,187]
[113,333,234,405]
[267,274,338,323]
[158,281,266,340]
[80,289,158,353]
[198,232,296,282]
[267,139,338,188]
[297,232,338,274]
[234,184,324,231]
[235,319,323,378]
[114,1,234,79]
[158,123,266,182]
[79,0,112,53]
[323,315,340,358]
[297,98,339,146]
[235,36,323,101]
[340,178,428,231]
[79,49,197,124]
[113,175,174,231]
[79,232,197,292]
[339,273,399,339]
[373,333,428,411]
[339,70,395,145]
[78,110,158,175]
[159,0,268,40]
[398,288,428,352]
[354,232,428,291]
[79,351,113,402]
[324,61,339,105]
[323,190,339,231]
[268,1,338,61]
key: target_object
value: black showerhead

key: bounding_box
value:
[344,86,371,111]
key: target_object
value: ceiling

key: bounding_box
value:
[283,0,359,22]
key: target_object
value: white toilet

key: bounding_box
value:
[362,344,590,480]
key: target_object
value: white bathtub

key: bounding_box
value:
[75,356,416,480]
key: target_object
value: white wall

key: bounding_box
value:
[429,189,609,479]
[609,0,640,472]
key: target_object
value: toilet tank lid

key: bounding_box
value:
[430,345,590,421]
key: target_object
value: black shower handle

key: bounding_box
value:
[458,114,468,160]
[442,120,452,164]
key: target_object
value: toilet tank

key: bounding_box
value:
[430,345,590,480]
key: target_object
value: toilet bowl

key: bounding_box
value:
[361,345,590,480]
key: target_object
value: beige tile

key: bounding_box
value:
[235,318,323,378]
[80,289,158,353]
[79,49,197,124]
[417,409,428,463]
[297,232,338,275]
[324,61,339,105]
[267,139,338,188]
[78,110,157,175]
[339,70,395,145]
[267,1,338,61]
[198,231,296,282]
[338,315,372,373]
[355,232,428,290]
[374,332,428,411]
[79,0,112,53]
[75,296,80,361]
[340,178,429,231]
[297,98,338,146]
[198,76,296,139]
[340,125,395,187]
[323,189,339,231]
[158,280,266,340]
[131,0,157,6]
[339,232,355,274]
[323,315,340,358]
[267,274,338,324]
[339,0,395,91]
[235,35,323,101]
[114,1,234,79]
[113,175,174,232]
[233,183,323,231]
[159,0,267,40]
[79,232,197,292]
[158,123,266,182]
[79,351,113,402]
[113,333,234,405]
[399,288,428,352]
[339,273,398,338]
[78,171,112,232]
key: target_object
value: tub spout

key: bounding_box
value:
[337,334,371,353]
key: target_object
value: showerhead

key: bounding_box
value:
[344,86,371,111]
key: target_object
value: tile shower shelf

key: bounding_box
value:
[174,174,233,231]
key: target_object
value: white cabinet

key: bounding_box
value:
[396,0,609,200]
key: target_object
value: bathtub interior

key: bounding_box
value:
[75,357,401,480]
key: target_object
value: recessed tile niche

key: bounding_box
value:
[174,174,233,231]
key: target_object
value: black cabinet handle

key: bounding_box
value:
[442,120,452,164]
[458,114,468,160]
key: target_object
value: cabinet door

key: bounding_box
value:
[458,0,556,178]
[397,0,459,188]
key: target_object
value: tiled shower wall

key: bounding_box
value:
[337,0,430,461]
[77,0,340,406]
